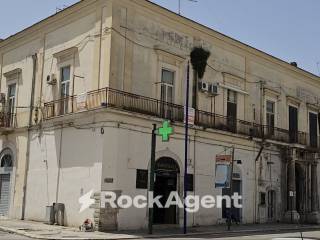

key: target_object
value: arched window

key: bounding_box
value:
[1,154,13,168]
[0,149,13,168]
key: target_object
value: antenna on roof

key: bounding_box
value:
[178,0,198,15]
[55,4,69,13]
[317,62,320,76]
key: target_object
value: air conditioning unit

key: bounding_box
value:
[199,81,209,92]
[47,74,57,85]
[208,83,219,96]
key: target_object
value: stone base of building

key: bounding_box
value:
[283,210,300,223]
[307,211,320,224]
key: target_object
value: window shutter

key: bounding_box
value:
[309,112,318,148]
[289,106,298,143]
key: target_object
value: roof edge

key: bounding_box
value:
[140,0,320,81]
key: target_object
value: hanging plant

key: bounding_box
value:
[190,47,211,79]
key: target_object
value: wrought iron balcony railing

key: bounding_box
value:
[43,87,318,149]
[0,112,16,129]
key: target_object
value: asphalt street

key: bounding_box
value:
[146,230,320,240]
[1,230,320,240]
[0,230,33,239]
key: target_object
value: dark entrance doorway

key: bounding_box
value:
[295,163,305,217]
[154,157,180,224]
[222,179,241,223]
[267,190,276,221]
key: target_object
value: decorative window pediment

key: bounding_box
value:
[264,87,281,98]
[286,95,301,106]
[3,68,21,81]
[53,47,78,63]
[222,72,245,91]
[307,103,320,112]
[155,47,185,66]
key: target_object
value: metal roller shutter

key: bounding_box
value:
[0,174,10,216]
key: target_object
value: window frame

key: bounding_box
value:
[58,63,73,115]
[264,97,277,127]
[308,110,318,148]
[160,68,175,103]
[7,83,16,115]
[60,65,71,98]
[288,104,299,143]
[266,100,276,136]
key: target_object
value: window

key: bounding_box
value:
[0,154,13,168]
[136,169,148,189]
[8,83,16,114]
[60,66,71,114]
[309,112,318,148]
[160,69,175,119]
[227,90,237,104]
[227,90,237,132]
[289,106,298,143]
[7,83,16,126]
[266,101,275,136]
[260,192,266,205]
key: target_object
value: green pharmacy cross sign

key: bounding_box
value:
[157,120,173,142]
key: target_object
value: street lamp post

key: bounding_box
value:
[183,61,190,234]
[148,124,157,234]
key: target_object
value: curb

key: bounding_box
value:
[145,226,320,239]
[0,225,319,240]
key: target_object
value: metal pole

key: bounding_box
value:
[291,195,293,223]
[148,124,157,234]
[184,62,190,234]
[213,96,216,127]
[210,96,213,126]
[228,147,235,231]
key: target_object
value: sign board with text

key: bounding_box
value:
[77,93,87,111]
[184,107,195,126]
[215,155,232,189]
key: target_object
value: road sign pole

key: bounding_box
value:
[148,124,157,234]
[227,147,235,231]
[183,61,190,234]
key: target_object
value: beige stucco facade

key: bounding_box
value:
[0,0,320,230]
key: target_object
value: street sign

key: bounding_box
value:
[216,155,232,163]
[157,121,173,142]
[215,155,232,188]
[77,92,87,111]
[184,107,195,126]
[289,191,295,197]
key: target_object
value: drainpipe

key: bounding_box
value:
[21,54,37,220]
[260,81,265,138]
[97,7,104,89]
[254,143,264,223]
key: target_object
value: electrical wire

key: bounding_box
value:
[110,25,319,99]
[37,114,281,157]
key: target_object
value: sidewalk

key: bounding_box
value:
[0,219,319,240]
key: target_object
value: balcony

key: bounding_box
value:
[44,88,184,122]
[43,87,319,149]
[0,112,16,131]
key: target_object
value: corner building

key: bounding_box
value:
[0,0,319,231]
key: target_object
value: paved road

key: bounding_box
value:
[148,230,320,240]
[0,231,34,239]
[1,230,320,240]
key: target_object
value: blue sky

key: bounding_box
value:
[1,0,319,75]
